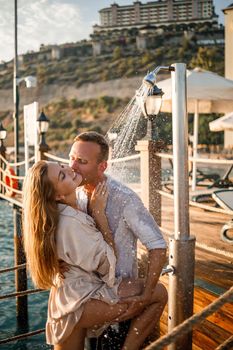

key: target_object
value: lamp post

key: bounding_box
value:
[0,123,7,195]
[13,0,37,331]
[14,1,37,171]
[135,75,167,225]
[37,111,50,160]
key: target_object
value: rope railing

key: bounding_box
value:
[156,152,233,165]
[0,179,23,195]
[159,226,233,259]
[0,192,22,207]
[215,335,233,350]
[43,152,69,163]
[0,284,232,347]
[109,154,140,164]
[43,152,141,165]
[0,328,45,345]
[158,189,233,216]
[144,285,233,350]
[0,166,25,180]
[0,263,26,274]
[0,154,35,167]
[0,288,47,301]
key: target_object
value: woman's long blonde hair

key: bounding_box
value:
[23,160,59,289]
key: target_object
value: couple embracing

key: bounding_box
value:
[23,131,167,350]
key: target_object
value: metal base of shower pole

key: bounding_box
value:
[168,235,196,350]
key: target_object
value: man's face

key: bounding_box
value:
[69,141,106,186]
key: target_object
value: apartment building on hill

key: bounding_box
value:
[93,0,217,33]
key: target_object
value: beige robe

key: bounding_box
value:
[46,204,121,345]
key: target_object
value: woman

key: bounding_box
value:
[23,160,167,350]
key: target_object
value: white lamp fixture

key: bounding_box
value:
[17,75,37,88]
[136,85,164,119]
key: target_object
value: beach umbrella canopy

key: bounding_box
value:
[209,112,233,132]
[158,67,233,114]
[157,67,233,190]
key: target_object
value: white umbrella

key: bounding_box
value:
[209,112,233,132]
[157,67,233,190]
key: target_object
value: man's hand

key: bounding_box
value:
[118,291,152,314]
[58,259,70,279]
[116,296,149,322]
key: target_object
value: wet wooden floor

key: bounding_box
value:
[139,196,233,350]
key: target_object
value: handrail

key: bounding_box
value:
[0,193,22,207]
[0,328,45,345]
[159,226,233,259]
[0,288,47,300]
[44,152,140,165]
[0,179,23,195]
[0,167,25,180]
[43,152,69,163]
[0,263,26,274]
[156,152,233,165]
[109,154,140,164]
[0,154,35,167]
[189,156,233,165]
[144,286,233,350]
[158,189,233,215]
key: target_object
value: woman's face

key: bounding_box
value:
[47,162,82,201]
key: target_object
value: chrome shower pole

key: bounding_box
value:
[168,63,196,350]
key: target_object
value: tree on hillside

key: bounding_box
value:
[113,47,123,60]
[190,47,219,71]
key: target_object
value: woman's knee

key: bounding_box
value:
[152,282,168,306]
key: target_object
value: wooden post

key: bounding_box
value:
[135,139,165,225]
[37,134,49,161]
[14,206,28,330]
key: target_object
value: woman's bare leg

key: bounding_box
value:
[53,279,167,350]
[53,302,129,350]
[54,327,86,350]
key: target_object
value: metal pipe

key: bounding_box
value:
[13,0,19,175]
[168,63,196,350]
[171,63,189,239]
[192,100,199,191]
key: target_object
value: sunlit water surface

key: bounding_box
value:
[0,201,50,350]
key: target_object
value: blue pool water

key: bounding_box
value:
[0,201,51,350]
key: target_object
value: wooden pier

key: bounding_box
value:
[0,145,233,349]
[139,195,233,350]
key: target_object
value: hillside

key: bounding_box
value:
[0,25,225,153]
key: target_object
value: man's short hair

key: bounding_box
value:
[74,132,109,162]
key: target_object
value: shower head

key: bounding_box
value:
[143,65,175,87]
[143,71,157,88]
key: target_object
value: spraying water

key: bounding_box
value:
[107,83,150,160]
[106,83,151,183]
[106,65,172,182]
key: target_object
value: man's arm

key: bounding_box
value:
[120,196,167,304]
[142,248,167,302]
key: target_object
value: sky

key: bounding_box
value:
[0,0,232,62]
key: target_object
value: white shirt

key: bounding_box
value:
[76,176,166,278]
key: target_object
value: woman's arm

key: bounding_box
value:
[89,182,117,256]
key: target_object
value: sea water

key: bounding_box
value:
[0,200,50,350]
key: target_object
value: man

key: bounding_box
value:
[69,131,167,349]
